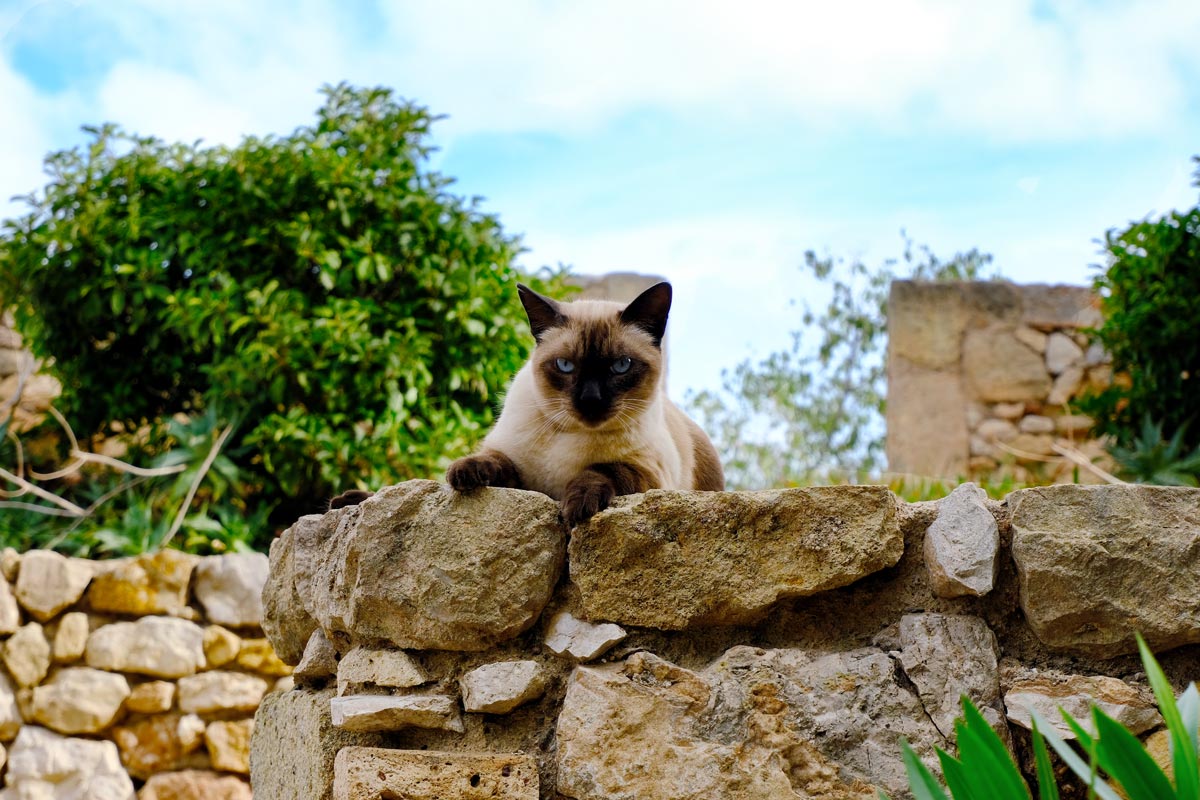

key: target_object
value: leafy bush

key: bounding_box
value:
[688,237,995,489]
[0,84,563,528]
[892,634,1198,799]
[1080,159,1200,479]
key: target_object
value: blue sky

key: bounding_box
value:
[2,0,1198,400]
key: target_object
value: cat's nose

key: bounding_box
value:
[580,381,602,403]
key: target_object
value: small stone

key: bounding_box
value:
[86,616,206,678]
[336,646,427,696]
[112,713,195,779]
[992,402,1025,420]
[177,713,207,752]
[206,719,253,774]
[177,671,269,714]
[275,676,294,693]
[140,769,252,800]
[87,550,198,616]
[976,418,1018,442]
[1045,332,1084,375]
[192,553,269,628]
[31,666,130,734]
[963,327,1052,402]
[1056,414,1095,435]
[334,747,539,800]
[544,611,626,661]
[968,456,998,473]
[203,625,241,668]
[127,681,176,714]
[330,694,464,733]
[5,725,134,800]
[51,611,89,663]
[969,436,992,457]
[1014,326,1047,353]
[14,550,93,622]
[460,660,547,714]
[0,548,19,582]
[293,629,338,687]
[1083,342,1108,367]
[235,639,292,677]
[1047,365,1085,406]
[924,483,999,598]
[1010,433,1055,457]
[0,577,19,635]
[1005,673,1161,739]
[1019,415,1055,434]
[4,621,50,686]
[965,403,987,429]
[0,672,22,740]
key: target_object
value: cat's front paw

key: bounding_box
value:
[447,451,521,493]
[561,476,615,528]
[329,489,374,510]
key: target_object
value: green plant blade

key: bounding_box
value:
[1179,683,1199,757]
[1031,710,1123,800]
[900,739,950,800]
[1092,708,1177,800]
[937,749,985,800]
[1137,634,1200,799]
[954,698,1030,799]
[1031,720,1061,800]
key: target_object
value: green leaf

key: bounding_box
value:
[1137,634,1200,798]
[900,739,949,800]
[1092,708,1177,800]
[954,698,1029,799]
[1032,711,1123,800]
[1031,720,1061,800]
[937,750,985,800]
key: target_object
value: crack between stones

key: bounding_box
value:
[888,652,951,748]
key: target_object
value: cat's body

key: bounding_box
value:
[447,282,723,525]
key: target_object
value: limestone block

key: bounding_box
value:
[1045,332,1085,375]
[1047,365,1085,407]
[570,486,902,629]
[86,616,206,678]
[330,694,463,733]
[1019,415,1055,434]
[205,719,253,774]
[112,714,199,780]
[0,577,19,635]
[977,418,1018,442]
[886,356,969,477]
[923,483,999,598]
[177,714,206,752]
[336,646,426,696]
[261,516,320,665]
[1,548,19,582]
[5,725,135,800]
[896,614,1004,740]
[126,681,175,714]
[294,629,338,687]
[333,747,539,800]
[202,625,241,668]
[556,647,945,799]
[1014,326,1047,353]
[992,402,1026,420]
[15,551,93,622]
[139,770,251,800]
[5,621,50,686]
[50,612,88,664]
[87,550,198,616]
[265,481,565,653]
[193,553,269,628]
[1010,433,1055,457]
[1005,672,1161,739]
[1056,414,1094,435]
[250,687,390,800]
[543,611,626,661]
[1019,284,1100,330]
[235,639,291,677]
[887,281,967,370]
[177,671,269,714]
[0,672,22,741]
[963,326,1052,402]
[1011,485,1200,654]
[31,667,130,734]
[460,661,547,714]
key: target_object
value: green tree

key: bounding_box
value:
[0,83,562,533]
[689,237,994,490]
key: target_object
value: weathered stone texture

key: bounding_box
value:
[140,770,251,800]
[888,281,967,370]
[14,551,93,623]
[963,326,1052,402]
[570,486,902,629]
[923,483,999,598]
[886,357,969,477]
[0,672,22,740]
[294,630,338,687]
[330,694,463,733]
[0,577,19,635]
[87,551,197,617]
[206,719,253,774]
[1004,672,1161,739]
[86,617,206,678]
[264,480,565,654]
[177,671,269,714]
[5,622,51,686]
[1011,484,1200,654]
[460,661,547,714]
[51,612,89,664]
[30,667,130,734]
[112,714,202,780]
[5,725,135,800]
[333,747,539,800]
[543,612,626,661]
[262,515,320,665]
[336,646,426,696]
[193,553,269,628]
[126,681,175,715]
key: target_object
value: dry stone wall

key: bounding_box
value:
[887,281,1110,482]
[0,549,284,799]
[254,480,1200,800]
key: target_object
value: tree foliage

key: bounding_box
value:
[689,237,994,490]
[0,84,562,529]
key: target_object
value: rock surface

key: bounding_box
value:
[30,667,130,734]
[5,725,135,800]
[206,719,253,774]
[235,638,291,677]
[126,681,176,714]
[264,481,565,653]
[330,694,463,733]
[1004,672,1161,739]
[923,483,999,598]
[0,577,19,635]
[193,553,269,628]
[139,770,251,800]
[334,747,539,800]
[570,486,902,628]
[14,551,93,623]
[1044,332,1084,374]
[294,629,338,686]
[202,625,241,668]
[111,714,200,780]
[336,646,426,696]
[963,326,1052,402]
[86,616,206,678]
[87,551,197,617]
[177,671,269,714]
[460,660,547,714]
[51,612,89,664]
[0,672,22,740]
[4,621,51,686]
[1010,485,1200,654]
[543,612,626,661]
[885,359,969,477]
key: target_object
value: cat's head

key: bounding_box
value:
[516,281,670,429]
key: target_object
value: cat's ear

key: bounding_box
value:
[517,284,565,342]
[620,281,672,347]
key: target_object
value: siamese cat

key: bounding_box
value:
[445,281,724,526]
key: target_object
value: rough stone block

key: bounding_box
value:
[262,516,320,665]
[1004,672,1160,740]
[206,719,253,774]
[5,725,134,800]
[193,553,269,628]
[329,694,463,733]
[177,671,269,714]
[140,770,251,800]
[886,356,969,477]
[126,681,175,714]
[460,660,547,714]
[1019,284,1101,330]
[87,550,198,616]
[963,326,1052,402]
[86,616,206,678]
[30,667,130,734]
[923,483,999,598]
[15,551,93,623]
[4,621,50,686]
[887,281,967,370]
[570,486,902,629]
[336,646,426,696]
[51,612,89,664]
[0,577,19,635]
[333,747,539,800]
[294,629,338,687]
[543,612,625,661]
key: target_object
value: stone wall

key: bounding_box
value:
[253,480,1200,799]
[0,549,283,799]
[0,312,59,434]
[886,281,1111,483]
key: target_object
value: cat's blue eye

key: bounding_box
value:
[555,358,575,373]
[611,356,632,374]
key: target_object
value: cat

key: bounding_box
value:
[445,280,724,526]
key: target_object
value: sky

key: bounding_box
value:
[2,0,1198,402]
